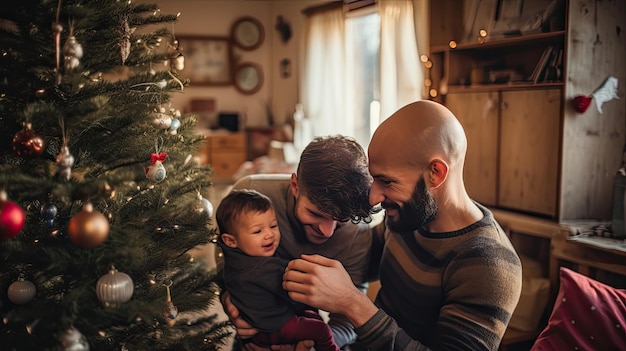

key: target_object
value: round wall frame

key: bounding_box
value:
[231,16,264,51]
[233,62,263,95]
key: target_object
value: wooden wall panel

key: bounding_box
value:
[560,0,626,220]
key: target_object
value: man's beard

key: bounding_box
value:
[385,177,437,232]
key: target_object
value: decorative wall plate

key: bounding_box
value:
[231,16,264,51]
[233,62,263,95]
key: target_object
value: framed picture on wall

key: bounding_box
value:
[176,35,233,86]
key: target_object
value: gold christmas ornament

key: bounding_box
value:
[68,203,109,249]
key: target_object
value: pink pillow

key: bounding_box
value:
[531,267,626,350]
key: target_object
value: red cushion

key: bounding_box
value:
[531,267,626,350]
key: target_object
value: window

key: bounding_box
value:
[299,1,421,153]
[345,11,380,149]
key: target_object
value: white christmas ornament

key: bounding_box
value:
[153,115,172,129]
[145,152,167,182]
[146,160,166,182]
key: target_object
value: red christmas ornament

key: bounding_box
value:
[68,203,109,248]
[0,191,25,241]
[573,95,592,113]
[12,123,45,157]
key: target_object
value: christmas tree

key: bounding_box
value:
[0,1,231,350]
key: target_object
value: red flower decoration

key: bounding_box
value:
[573,95,592,113]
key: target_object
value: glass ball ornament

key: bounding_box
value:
[152,108,172,130]
[96,267,134,307]
[60,326,90,351]
[12,123,45,157]
[167,118,181,135]
[200,197,213,217]
[40,202,58,226]
[8,276,36,304]
[153,115,172,129]
[171,54,185,71]
[0,191,25,241]
[68,203,109,249]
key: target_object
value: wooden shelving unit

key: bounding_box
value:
[428,0,625,221]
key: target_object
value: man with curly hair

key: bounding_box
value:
[220,135,378,350]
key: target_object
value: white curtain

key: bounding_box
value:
[300,7,348,138]
[378,0,423,121]
[300,1,423,139]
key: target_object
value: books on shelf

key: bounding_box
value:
[530,45,563,83]
[530,45,553,83]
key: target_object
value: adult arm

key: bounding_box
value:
[284,255,380,327]
[310,222,373,348]
[283,251,521,351]
[326,281,368,347]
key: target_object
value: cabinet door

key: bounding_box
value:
[446,92,499,206]
[499,89,560,217]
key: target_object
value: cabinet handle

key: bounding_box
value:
[500,101,508,110]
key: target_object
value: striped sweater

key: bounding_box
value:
[358,203,522,350]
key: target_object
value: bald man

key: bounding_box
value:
[283,100,522,350]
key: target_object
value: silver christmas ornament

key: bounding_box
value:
[60,326,90,351]
[7,276,36,304]
[63,36,83,71]
[118,15,136,64]
[200,197,213,217]
[56,145,75,181]
[96,267,134,307]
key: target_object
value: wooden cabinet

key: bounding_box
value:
[447,89,560,216]
[198,133,247,181]
[499,89,560,216]
[430,0,625,221]
[551,226,626,291]
[446,91,499,206]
